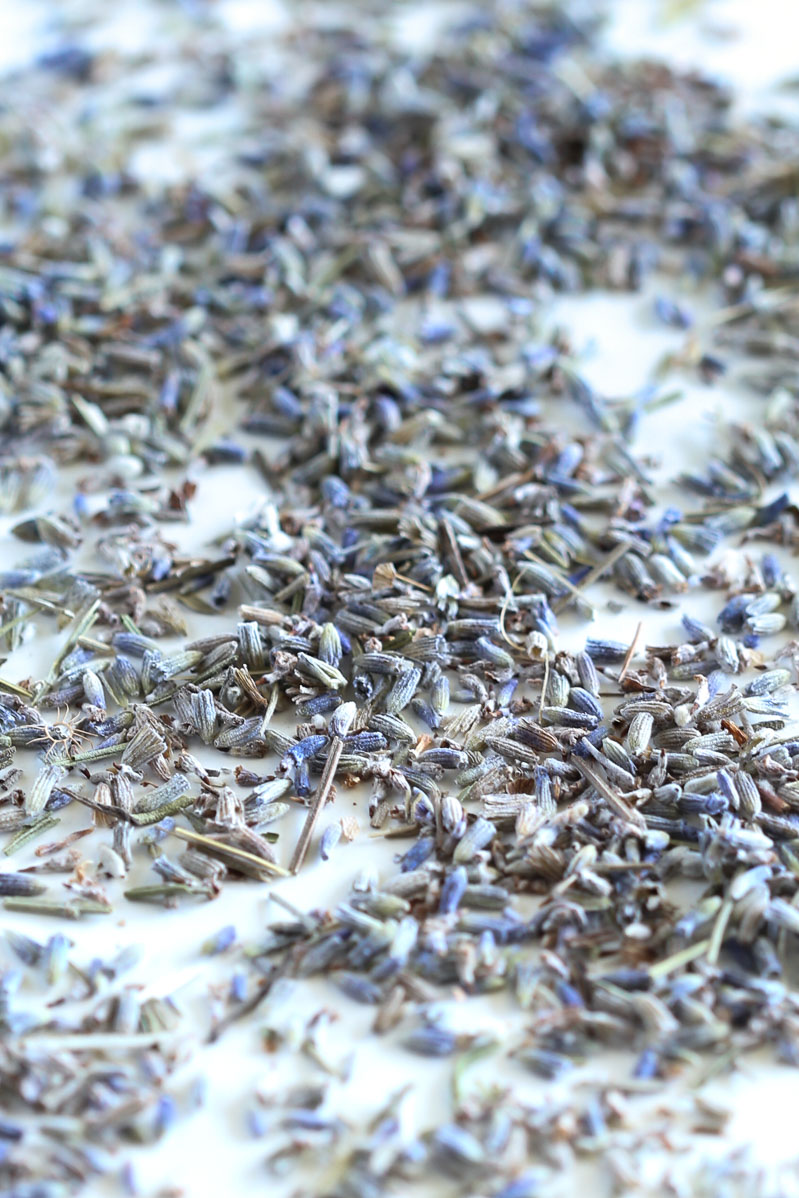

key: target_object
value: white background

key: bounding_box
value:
[1,0,799,1195]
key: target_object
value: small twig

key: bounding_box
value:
[573,758,646,831]
[172,826,289,877]
[552,540,632,614]
[393,570,432,592]
[475,466,535,503]
[289,702,356,874]
[0,677,33,699]
[269,890,317,931]
[208,962,288,1044]
[522,551,591,615]
[648,938,711,981]
[439,518,469,589]
[617,620,643,683]
[538,650,550,723]
[707,896,734,966]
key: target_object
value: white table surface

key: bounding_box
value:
[1,1,799,1195]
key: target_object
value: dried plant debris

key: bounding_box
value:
[0,932,196,1194]
[3,0,799,1193]
[243,1069,776,1198]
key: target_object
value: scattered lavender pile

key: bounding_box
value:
[2,1,799,1194]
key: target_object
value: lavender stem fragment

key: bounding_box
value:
[289,702,356,874]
